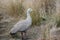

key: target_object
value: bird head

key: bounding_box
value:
[27,8,33,14]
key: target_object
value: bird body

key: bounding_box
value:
[10,17,32,33]
[10,8,32,34]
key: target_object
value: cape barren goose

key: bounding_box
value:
[10,8,32,40]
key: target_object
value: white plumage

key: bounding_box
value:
[10,8,32,39]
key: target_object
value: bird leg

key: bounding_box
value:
[23,31,27,39]
[21,32,24,40]
[23,31,30,40]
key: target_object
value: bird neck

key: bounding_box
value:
[26,12,31,20]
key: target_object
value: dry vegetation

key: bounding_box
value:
[0,0,60,40]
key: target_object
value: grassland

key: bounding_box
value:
[0,0,60,40]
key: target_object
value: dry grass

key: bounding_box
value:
[0,0,60,40]
[0,0,57,26]
[8,0,24,17]
[7,0,43,26]
[51,13,60,28]
[31,0,44,26]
